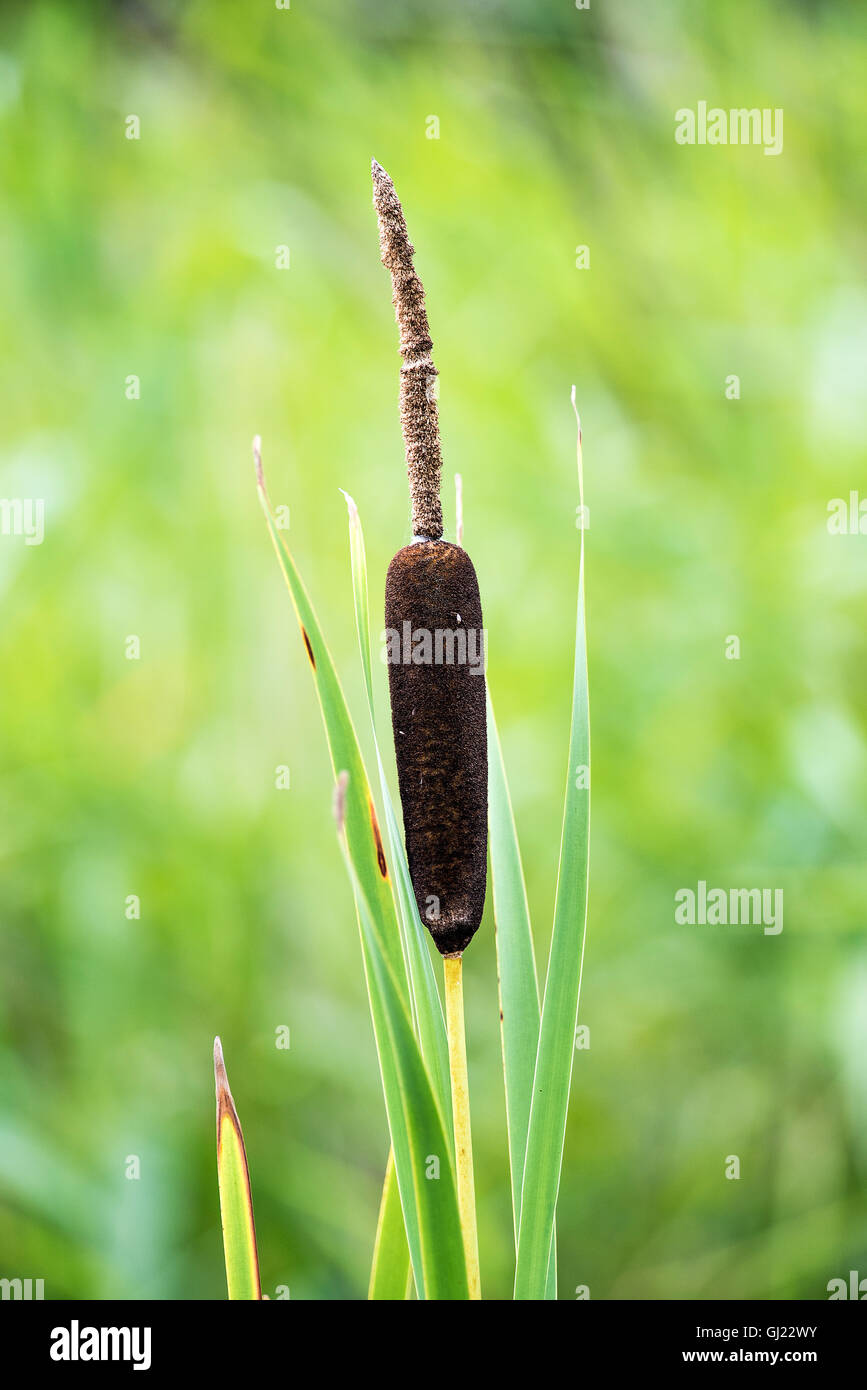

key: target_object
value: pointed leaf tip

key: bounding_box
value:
[570,388,582,443]
[214,1036,236,1135]
[252,435,265,492]
[214,1036,227,1094]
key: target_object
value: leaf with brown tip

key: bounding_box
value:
[214,1037,262,1301]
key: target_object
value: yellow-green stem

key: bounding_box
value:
[444,954,481,1299]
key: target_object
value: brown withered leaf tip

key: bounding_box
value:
[371,159,444,541]
[213,1035,241,1150]
[213,1036,262,1298]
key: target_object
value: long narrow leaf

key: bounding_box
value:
[255,441,407,1004]
[368,1149,412,1300]
[514,393,590,1300]
[488,694,557,1297]
[340,490,453,1142]
[488,693,540,1229]
[335,775,469,1300]
[214,1037,262,1301]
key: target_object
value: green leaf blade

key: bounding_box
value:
[488,693,541,1231]
[255,450,408,1008]
[368,1149,412,1300]
[336,779,469,1300]
[489,693,558,1299]
[514,403,590,1301]
[214,1038,262,1301]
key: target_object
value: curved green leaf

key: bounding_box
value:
[368,1149,412,1300]
[255,444,407,1007]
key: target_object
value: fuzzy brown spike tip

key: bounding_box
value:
[371,159,444,540]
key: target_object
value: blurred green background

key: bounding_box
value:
[1,0,865,1300]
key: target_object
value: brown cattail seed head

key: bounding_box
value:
[385,541,488,955]
[371,159,443,540]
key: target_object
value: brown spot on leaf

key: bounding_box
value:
[369,799,389,879]
[301,627,316,669]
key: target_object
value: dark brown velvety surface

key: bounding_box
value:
[385,540,488,954]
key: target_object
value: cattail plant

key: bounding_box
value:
[372,159,486,1296]
[238,159,591,1302]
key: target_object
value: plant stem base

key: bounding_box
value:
[444,954,481,1299]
